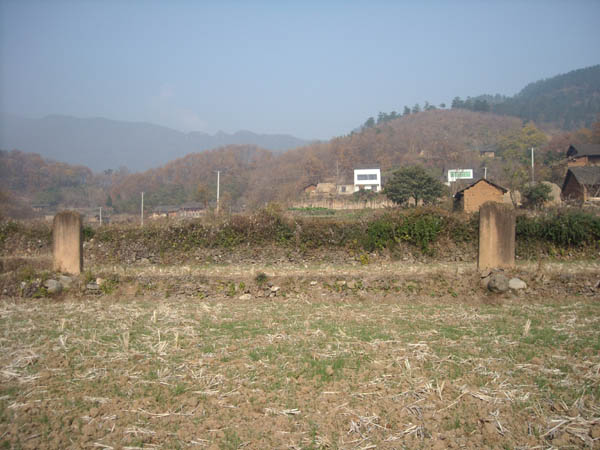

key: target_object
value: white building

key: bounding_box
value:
[354,168,381,192]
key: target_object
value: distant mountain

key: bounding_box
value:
[0,114,310,172]
[453,65,600,130]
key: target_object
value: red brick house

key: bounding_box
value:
[454,179,508,213]
[566,143,600,167]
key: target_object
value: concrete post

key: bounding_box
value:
[478,202,515,271]
[53,211,83,275]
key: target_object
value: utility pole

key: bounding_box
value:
[484,167,487,180]
[216,171,220,214]
[531,147,535,184]
[99,207,102,226]
[141,192,144,227]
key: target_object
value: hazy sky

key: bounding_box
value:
[1,1,599,140]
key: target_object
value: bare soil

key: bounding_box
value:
[1,260,599,449]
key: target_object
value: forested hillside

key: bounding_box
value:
[110,110,524,210]
[3,91,600,217]
[451,65,600,130]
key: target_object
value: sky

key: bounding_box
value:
[1,0,599,140]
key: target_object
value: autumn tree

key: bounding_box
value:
[497,122,549,205]
[384,166,445,206]
[195,182,211,208]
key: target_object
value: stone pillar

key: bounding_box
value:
[53,211,83,275]
[478,202,515,271]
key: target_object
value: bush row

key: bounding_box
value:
[2,207,599,257]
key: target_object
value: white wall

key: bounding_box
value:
[354,169,381,192]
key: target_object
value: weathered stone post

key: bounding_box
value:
[53,211,83,275]
[478,202,515,271]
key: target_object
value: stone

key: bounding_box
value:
[53,211,83,275]
[347,280,357,289]
[487,273,509,293]
[310,281,318,286]
[270,286,280,293]
[58,275,73,288]
[508,278,527,290]
[44,279,62,294]
[336,280,346,286]
[542,181,562,207]
[478,202,516,271]
[86,282,100,291]
[238,293,252,300]
[480,275,492,289]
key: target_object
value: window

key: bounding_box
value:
[341,186,346,192]
[357,174,378,181]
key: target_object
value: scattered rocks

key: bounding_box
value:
[508,278,527,290]
[486,273,509,293]
[238,293,252,300]
[44,279,62,294]
[310,281,318,286]
[347,280,357,289]
[58,275,73,288]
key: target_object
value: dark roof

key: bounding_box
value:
[154,205,179,213]
[566,143,600,158]
[180,202,204,210]
[454,178,508,199]
[478,145,497,154]
[563,166,600,188]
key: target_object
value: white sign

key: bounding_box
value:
[448,169,473,183]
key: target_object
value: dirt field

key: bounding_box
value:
[1,261,600,449]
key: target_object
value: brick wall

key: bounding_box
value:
[568,156,589,167]
[463,182,504,213]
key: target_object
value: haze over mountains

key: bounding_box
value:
[0,114,311,172]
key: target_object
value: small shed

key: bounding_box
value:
[303,184,317,195]
[152,206,179,219]
[479,146,496,159]
[454,179,508,213]
[566,143,600,167]
[561,166,600,203]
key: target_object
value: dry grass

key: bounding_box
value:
[1,266,600,449]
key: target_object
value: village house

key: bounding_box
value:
[152,205,179,219]
[354,168,381,192]
[561,166,600,204]
[302,183,317,195]
[479,147,496,159]
[453,179,508,213]
[336,184,354,195]
[179,202,205,218]
[566,143,600,167]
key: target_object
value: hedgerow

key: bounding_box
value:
[3,207,599,259]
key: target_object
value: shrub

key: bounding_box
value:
[517,210,600,247]
[396,210,444,253]
[522,183,552,210]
